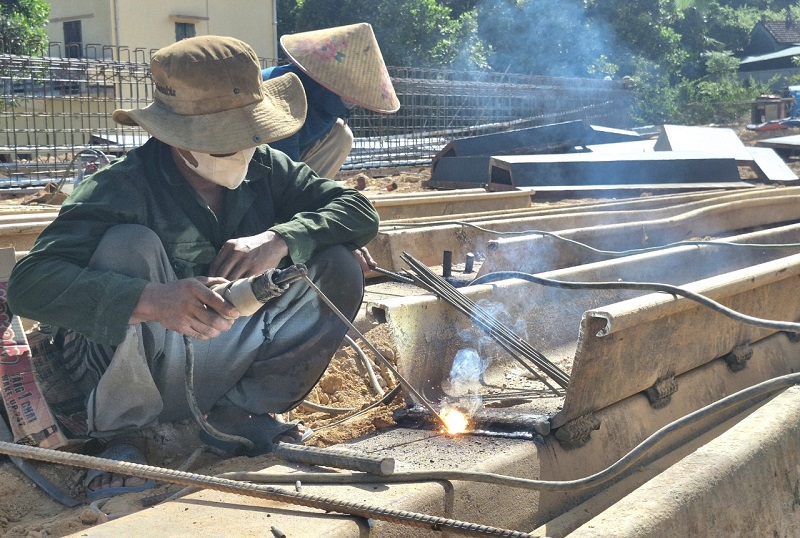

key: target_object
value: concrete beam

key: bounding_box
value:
[562,385,800,538]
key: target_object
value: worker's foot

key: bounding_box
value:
[202,406,313,456]
[84,436,155,501]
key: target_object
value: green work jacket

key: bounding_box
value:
[7,138,379,346]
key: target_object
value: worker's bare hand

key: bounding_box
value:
[129,278,240,340]
[352,246,377,274]
[209,231,289,281]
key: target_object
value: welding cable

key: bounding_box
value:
[470,271,800,333]
[184,335,255,453]
[344,334,385,396]
[204,372,800,493]
[310,385,402,433]
[0,440,534,538]
[384,220,800,258]
[299,400,355,415]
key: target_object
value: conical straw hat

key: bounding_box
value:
[280,23,400,114]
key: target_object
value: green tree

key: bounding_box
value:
[477,0,613,77]
[0,0,50,55]
[290,0,481,68]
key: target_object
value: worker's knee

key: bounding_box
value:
[89,224,172,281]
[306,244,364,316]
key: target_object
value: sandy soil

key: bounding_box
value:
[2,122,800,537]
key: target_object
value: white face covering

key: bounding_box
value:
[181,147,257,189]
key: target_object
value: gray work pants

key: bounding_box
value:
[66,225,363,438]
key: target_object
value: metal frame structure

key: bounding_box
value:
[0,45,632,188]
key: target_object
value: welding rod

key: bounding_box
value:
[401,252,570,390]
[274,443,395,476]
[301,275,447,429]
[370,266,415,284]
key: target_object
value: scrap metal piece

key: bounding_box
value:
[273,443,396,476]
[393,405,551,437]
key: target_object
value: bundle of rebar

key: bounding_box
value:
[400,252,570,392]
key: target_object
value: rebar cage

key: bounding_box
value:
[0,44,632,189]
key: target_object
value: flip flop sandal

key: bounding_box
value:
[83,442,156,502]
[200,412,313,457]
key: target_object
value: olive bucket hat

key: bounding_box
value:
[280,23,400,113]
[113,35,307,154]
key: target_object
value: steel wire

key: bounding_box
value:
[470,271,800,334]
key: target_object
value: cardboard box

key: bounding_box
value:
[0,248,86,448]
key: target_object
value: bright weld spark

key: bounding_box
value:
[440,406,469,435]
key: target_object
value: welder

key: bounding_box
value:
[6,35,379,501]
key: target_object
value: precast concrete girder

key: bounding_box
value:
[369,187,800,274]
[367,227,800,427]
[481,191,800,275]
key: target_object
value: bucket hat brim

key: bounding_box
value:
[113,72,307,154]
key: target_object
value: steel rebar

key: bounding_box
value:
[400,252,569,390]
[301,275,448,429]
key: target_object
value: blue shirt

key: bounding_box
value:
[262,64,350,161]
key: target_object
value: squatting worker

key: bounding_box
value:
[7,35,379,501]
[262,22,400,179]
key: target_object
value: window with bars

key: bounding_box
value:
[63,20,82,58]
[175,22,196,41]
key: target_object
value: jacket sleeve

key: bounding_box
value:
[264,150,380,264]
[7,169,149,346]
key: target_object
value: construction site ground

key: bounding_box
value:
[1,123,800,537]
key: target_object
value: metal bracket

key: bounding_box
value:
[644,374,678,409]
[554,413,600,450]
[722,343,753,372]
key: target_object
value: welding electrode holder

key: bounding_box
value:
[211,264,308,317]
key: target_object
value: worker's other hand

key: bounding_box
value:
[352,246,377,274]
[209,231,289,281]
[129,277,240,340]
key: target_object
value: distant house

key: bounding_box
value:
[739,20,800,86]
[45,0,279,62]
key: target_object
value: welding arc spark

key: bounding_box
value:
[400,252,569,392]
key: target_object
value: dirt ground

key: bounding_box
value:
[2,122,800,537]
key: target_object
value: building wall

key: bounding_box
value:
[45,0,277,61]
[46,0,113,57]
